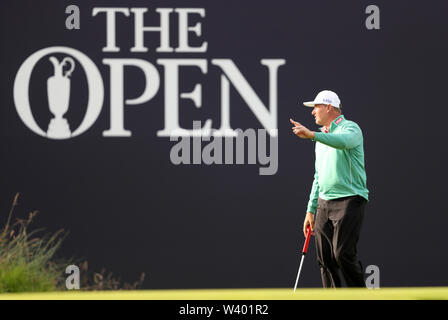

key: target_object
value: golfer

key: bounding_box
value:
[290,90,369,287]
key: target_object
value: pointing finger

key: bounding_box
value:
[290,119,300,126]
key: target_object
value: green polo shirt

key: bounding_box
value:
[307,115,369,214]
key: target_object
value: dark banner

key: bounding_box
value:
[1,0,447,289]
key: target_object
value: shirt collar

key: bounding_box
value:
[320,115,345,133]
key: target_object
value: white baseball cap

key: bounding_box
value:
[303,90,341,108]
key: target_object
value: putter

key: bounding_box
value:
[293,224,312,292]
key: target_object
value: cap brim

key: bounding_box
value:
[303,101,316,107]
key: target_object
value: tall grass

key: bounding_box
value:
[0,193,66,292]
[0,193,145,293]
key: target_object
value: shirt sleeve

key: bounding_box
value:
[313,122,362,150]
[306,169,319,214]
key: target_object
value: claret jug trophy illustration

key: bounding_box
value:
[47,56,75,139]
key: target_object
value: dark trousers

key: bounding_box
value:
[314,195,367,288]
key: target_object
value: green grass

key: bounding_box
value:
[0,264,57,292]
[1,288,448,300]
[0,194,66,293]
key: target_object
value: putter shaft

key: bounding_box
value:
[294,254,306,292]
[293,225,312,292]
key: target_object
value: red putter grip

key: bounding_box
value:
[302,225,312,254]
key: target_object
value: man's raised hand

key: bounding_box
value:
[290,119,315,139]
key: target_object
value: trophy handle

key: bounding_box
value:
[61,57,75,78]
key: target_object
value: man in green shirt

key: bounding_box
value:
[290,90,369,287]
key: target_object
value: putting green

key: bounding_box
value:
[0,287,447,300]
